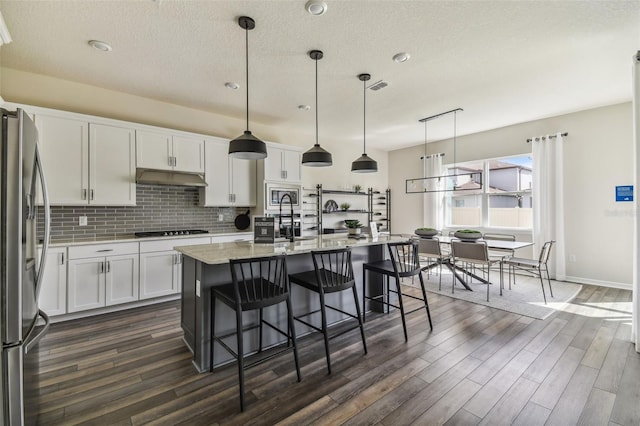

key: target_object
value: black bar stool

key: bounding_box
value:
[210,254,301,412]
[289,247,367,374]
[362,240,433,341]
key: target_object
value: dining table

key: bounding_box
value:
[416,235,534,291]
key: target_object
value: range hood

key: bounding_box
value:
[135,168,207,187]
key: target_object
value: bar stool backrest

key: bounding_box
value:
[387,240,421,275]
[451,240,489,263]
[229,255,289,305]
[311,247,355,290]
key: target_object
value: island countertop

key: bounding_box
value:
[174,234,408,265]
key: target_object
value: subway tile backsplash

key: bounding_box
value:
[37,185,251,243]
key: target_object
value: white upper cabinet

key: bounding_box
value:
[136,129,204,174]
[90,124,136,205]
[264,145,302,183]
[201,138,256,206]
[34,114,136,205]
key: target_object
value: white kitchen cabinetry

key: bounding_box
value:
[201,138,256,206]
[37,247,67,317]
[67,243,139,313]
[136,129,204,173]
[34,114,136,205]
[139,237,210,299]
[264,145,302,182]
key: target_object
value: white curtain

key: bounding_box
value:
[532,133,566,281]
[632,51,639,351]
[423,154,444,230]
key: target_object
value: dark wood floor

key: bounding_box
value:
[32,283,639,425]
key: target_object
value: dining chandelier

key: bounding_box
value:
[405,108,483,193]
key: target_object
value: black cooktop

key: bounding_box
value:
[134,229,209,238]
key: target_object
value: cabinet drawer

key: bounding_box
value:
[69,242,139,259]
[139,237,211,253]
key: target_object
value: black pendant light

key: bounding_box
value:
[351,73,378,173]
[302,50,333,167]
[228,16,267,160]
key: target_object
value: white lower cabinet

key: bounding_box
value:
[37,247,67,316]
[67,243,139,313]
[139,237,210,300]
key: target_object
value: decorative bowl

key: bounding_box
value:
[414,228,439,238]
[454,230,482,241]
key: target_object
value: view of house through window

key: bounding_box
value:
[444,155,533,229]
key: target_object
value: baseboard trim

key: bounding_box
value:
[564,275,631,291]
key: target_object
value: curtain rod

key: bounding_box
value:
[526,132,568,143]
[420,153,445,160]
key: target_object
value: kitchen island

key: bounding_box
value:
[175,234,407,372]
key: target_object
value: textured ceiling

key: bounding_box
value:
[1,0,639,151]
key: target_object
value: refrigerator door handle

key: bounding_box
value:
[34,143,51,300]
[23,309,50,354]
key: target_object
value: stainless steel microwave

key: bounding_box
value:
[265,183,301,210]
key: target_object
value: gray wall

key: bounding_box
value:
[38,185,248,243]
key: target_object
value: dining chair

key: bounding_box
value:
[289,247,367,374]
[503,240,555,304]
[210,254,301,411]
[417,237,451,290]
[483,232,516,281]
[450,240,502,302]
[362,240,433,341]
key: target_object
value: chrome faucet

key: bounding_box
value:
[279,193,295,243]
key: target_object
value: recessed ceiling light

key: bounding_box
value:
[298,105,311,111]
[225,82,239,90]
[392,52,410,63]
[305,0,328,16]
[88,40,112,52]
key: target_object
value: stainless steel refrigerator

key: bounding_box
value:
[1,108,51,425]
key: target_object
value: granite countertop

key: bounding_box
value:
[45,231,254,248]
[174,234,408,265]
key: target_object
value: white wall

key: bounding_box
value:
[390,102,634,288]
[0,67,389,193]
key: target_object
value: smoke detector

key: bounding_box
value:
[305,0,328,16]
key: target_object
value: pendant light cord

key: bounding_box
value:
[453,110,457,171]
[245,25,249,131]
[315,57,319,146]
[363,78,367,154]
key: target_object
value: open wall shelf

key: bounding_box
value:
[302,184,391,235]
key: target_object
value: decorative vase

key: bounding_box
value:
[454,230,482,241]
[348,227,361,236]
[415,228,438,238]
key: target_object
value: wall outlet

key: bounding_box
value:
[218,214,224,221]
[569,254,576,262]
[79,216,88,226]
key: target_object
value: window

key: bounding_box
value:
[445,155,533,229]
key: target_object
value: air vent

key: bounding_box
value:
[368,80,388,91]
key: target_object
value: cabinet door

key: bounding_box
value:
[139,251,179,299]
[202,139,231,206]
[264,146,284,181]
[105,254,139,306]
[136,130,172,171]
[231,157,256,206]
[282,149,302,182]
[68,258,105,312]
[37,247,67,316]
[34,114,88,205]
[90,124,136,205]
[172,135,204,173]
